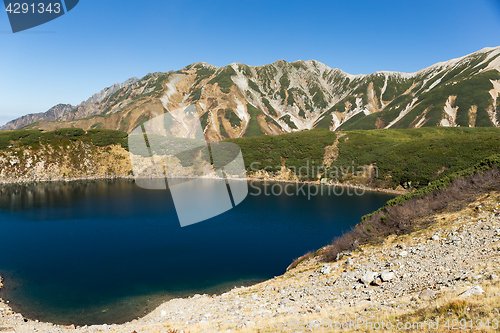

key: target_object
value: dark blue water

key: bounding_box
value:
[0,179,395,325]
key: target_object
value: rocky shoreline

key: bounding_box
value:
[245,177,406,196]
[0,174,406,197]
[0,174,135,185]
[1,187,499,332]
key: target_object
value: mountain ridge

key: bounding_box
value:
[0,77,139,130]
[2,46,500,138]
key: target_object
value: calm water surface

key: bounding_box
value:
[0,179,395,325]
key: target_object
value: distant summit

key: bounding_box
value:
[1,77,138,130]
[1,103,74,130]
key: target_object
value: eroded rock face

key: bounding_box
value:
[0,77,138,131]
[0,104,75,130]
[0,143,132,184]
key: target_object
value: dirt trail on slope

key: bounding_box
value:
[322,133,345,167]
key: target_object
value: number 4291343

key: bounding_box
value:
[5,2,61,14]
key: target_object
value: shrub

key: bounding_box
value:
[226,129,336,178]
[207,66,236,89]
[86,129,128,146]
[287,251,313,271]
[243,104,266,137]
[329,127,500,189]
[323,154,500,262]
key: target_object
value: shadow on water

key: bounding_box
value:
[0,179,395,325]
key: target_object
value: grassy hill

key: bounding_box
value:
[226,127,500,188]
[0,128,128,150]
[0,128,131,183]
[2,127,500,191]
[329,127,500,189]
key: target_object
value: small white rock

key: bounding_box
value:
[361,271,377,285]
[381,271,396,282]
[320,264,332,274]
[459,286,484,298]
[399,251,408,258]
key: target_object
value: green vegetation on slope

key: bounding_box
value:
[328,127,500,189]
[0,128,129,150]
[323,150,500,263]
[5,126,500,193]
[226,129,336,178]
[208,66,236,92]
[243,104,266,137]
[224,108,241,127]
[280,114,298,130]
[364,152,500,223]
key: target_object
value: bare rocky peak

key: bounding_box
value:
[80,77,139,106]
[0,103,74,130]
[1,77,139,130]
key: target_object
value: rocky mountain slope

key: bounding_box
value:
[3,47,500,139]
[1,104,75,130]
[0,78,138,130]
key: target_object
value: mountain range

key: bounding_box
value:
[2,46,500,140]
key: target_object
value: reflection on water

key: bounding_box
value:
[0,180,135,211]
[0,179,395,325]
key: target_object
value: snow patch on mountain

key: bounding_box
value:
[427,77,442,92]
[440,95,459,127]
[160,76,181,109]
[483,48,500,73]
[385,98,419,129]
[380,75,388,108]
[231,70,249,93]
[489,80,500,110]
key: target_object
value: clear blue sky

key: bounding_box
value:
[1,0,500,125]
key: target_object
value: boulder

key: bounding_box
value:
[459,286,484,298]
[360,271,377,285]
[489,274,499,281]
[381,271,396,282]
[320,264,332,274]
[372,277,383,286]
